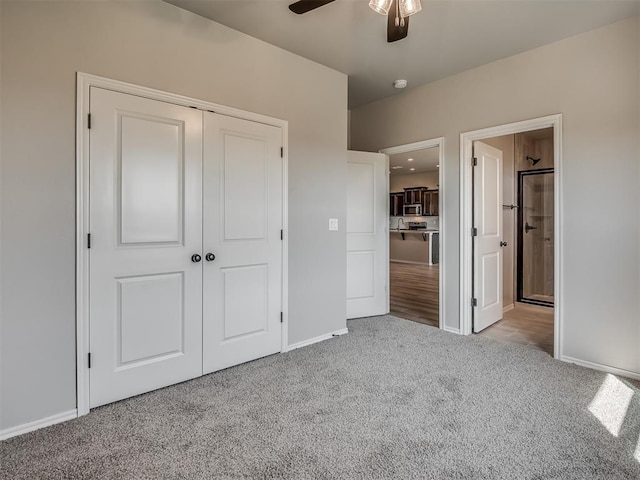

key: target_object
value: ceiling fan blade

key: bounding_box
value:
[288,0,336,15]
[387,0,409,42]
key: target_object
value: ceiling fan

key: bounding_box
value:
[288,0,422,43]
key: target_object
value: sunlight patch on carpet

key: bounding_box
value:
[588,374,634,437]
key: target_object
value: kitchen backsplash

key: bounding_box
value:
[389,216,439,230]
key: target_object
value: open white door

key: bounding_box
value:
[473,141,503,332]
[346,150,388,319]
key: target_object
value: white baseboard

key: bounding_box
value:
[503,303,515,314]
[285,328,348,352]
[0,409,78,441]
[442,326,461,335]
[561,356,640,381]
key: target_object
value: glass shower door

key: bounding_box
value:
[517,169,554,306]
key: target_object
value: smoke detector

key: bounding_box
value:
[393,79,408,89]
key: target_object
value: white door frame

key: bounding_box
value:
[75,72,289,416]
[380,137,446,330]
[459,114,562,358]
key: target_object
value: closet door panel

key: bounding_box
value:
[89,88,203,408]
[203,113,283,374]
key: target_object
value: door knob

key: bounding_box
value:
[191,254,202,263]
[205,253,216,262]
[500,241,508,247]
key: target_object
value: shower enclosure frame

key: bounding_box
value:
[517,168,555,307]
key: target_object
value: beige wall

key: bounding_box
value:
[0,1,348,431]
[390,171,439,191]
[352,17,640,375]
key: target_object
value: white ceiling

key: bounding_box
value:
[166,0,639,108]
[389,146,439,175]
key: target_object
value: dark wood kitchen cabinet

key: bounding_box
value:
[403,187,428,205]
[390,192,404,216]
[422,190,439,216]
[391,187,439,216]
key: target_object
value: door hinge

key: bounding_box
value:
[471,227,477,237]
[280,147,284,158]
[473,157,477,166]
[87,233,92,248]
[87,113,92,129]
[280,312,283,323]
[472,298,478,308]
[280,229,283,240]
[88,352,92,368]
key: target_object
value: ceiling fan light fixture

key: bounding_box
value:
[369,0,393,15]
[399,0,422,17]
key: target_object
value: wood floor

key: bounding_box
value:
[479,303,554,355]
[389,261,439,327]
[389,261,554,355]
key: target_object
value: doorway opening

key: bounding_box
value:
[460,115,561,358]
[381,138,445,329]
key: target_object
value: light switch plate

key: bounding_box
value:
[329,218,339,231]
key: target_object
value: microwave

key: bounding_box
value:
[403,204,422,216]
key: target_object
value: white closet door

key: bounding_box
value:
[89,88,203,408]
[202,113,283,374]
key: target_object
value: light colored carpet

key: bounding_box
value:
[2,316,639,479]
